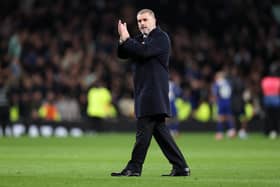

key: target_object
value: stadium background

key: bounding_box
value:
[0,0,280,136]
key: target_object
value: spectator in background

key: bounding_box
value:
[9,90,20,124]
[167,71,183,137]
[8,28,27,79]
[0,73,11,136]
[39,90,60,122]
[19,76,33,131]
[87,79,116,129]
[212,71,236,140]
[228,66,248,139]
[261,63,280,139]
[56,93,81,122]
[167,80,181,137]
[30,90,43,123]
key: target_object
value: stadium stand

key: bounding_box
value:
[0,0,279,136]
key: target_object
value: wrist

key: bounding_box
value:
[119,36,129,44]
[119,38,124,44]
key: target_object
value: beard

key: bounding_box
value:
[140,28,150,35]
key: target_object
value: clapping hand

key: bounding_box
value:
[118,20,130,43]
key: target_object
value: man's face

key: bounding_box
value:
[137,12,156,35]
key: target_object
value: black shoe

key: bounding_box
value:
[162,168,190,176]
[111,169,141,177]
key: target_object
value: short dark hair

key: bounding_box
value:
[137,9,155,18]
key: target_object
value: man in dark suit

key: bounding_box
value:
[111,9,190,177]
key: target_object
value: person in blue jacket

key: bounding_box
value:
[212,71,236,140]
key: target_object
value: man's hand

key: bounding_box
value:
[118,20,130,43]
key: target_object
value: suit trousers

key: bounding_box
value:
[125,114,188,173]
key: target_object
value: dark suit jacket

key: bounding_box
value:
[118,27,171,118]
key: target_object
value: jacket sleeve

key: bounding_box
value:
[120,33,170,59]
[117,42,130,59]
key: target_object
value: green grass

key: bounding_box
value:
[0,133,280,187]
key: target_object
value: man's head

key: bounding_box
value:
[137,9,156,35]
[215,71,225,81]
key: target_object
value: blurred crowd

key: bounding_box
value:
[0,0,280,130]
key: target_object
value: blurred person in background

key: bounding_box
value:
[30,90,43,123]
[8,28,27,79]
[19,76,33,133]
[228,66,248,139]
[87,79,117,131]
[56,93,81,122]
[261,63,280,139]
[0,67,11,136]
[38,90,60,122]
[167,71,182,137]
[111,9,190,177]
[212,71,235,140]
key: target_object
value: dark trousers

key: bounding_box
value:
[264,106,280,134]
[0,106,9,136]
[125,114,188,173]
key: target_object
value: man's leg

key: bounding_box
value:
[125,116,154,172]
[111,116,154,176]
[152,115,189,172]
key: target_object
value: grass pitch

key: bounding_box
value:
[0,133,279,187]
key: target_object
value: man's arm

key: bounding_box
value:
[117,42,130,59]
[121,33,169,59]
[117,20,130,59]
